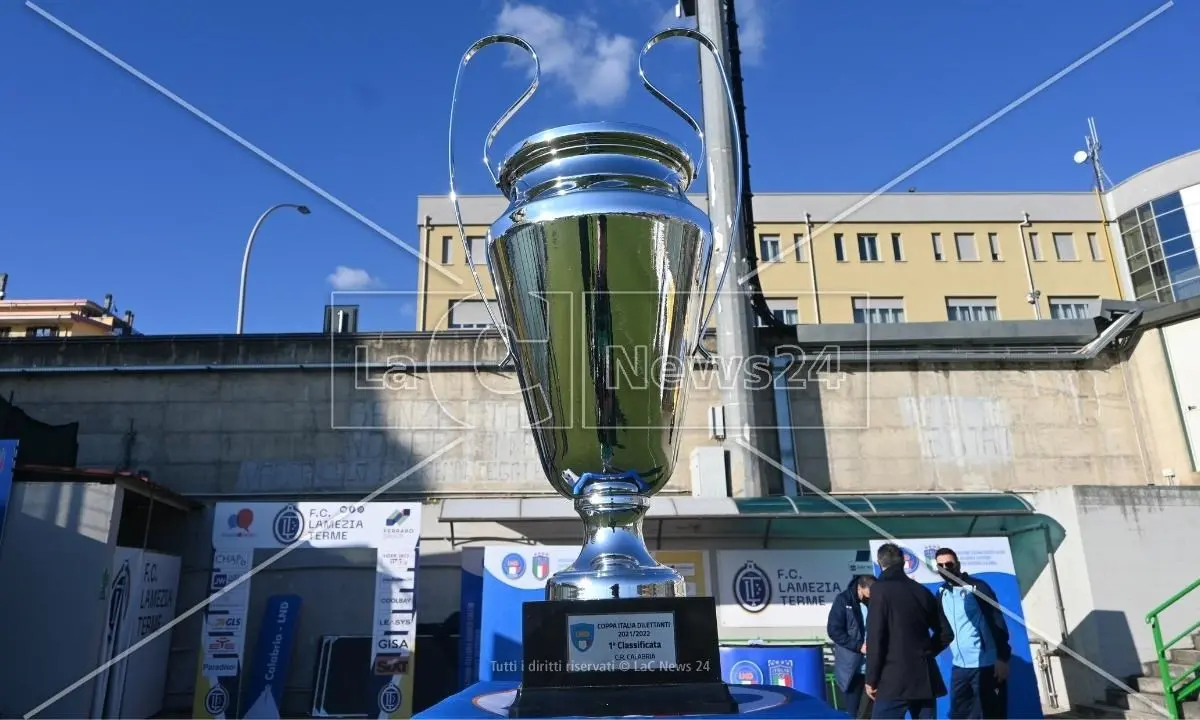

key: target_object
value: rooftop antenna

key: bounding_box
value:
[1074,117,1122,293]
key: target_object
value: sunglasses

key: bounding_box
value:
[936,562,958,569]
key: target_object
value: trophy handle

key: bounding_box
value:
[639,28,744,358]
[448,34,541,359]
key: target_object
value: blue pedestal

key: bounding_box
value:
[414,681,846,718]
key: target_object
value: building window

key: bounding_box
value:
[763,298,799,326]
[1029,232,1043,261]
[1053,233,1077,261]
[1049,297,1099,320]
[834,233,846,262]
[441,236,454,264]
[1119,191,1200,303]
[759,234,782,262]
[793,233,808,262]
[932,232,944,261]
[1087,232,1103,261]
[891,233,904,261]
[853,297,905,324]
[954,233,979,261]
[857,234,880,262]
[448,300,492,329]
[0,327,10,337]
[466,236,487,264]
[26,327,59,337]
[946,297,999,322]
[988,233,1002,261]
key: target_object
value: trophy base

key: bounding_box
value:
[508,596,735,719]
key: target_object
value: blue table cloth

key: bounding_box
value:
[414,681,846,718]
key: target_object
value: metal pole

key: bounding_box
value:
[696,0,767,497]
[236,203,310,334]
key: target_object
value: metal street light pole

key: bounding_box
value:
[236,203,311,334]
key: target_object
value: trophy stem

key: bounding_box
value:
[545,480,685,601]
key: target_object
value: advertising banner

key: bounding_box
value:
[476,546,712,682]
[0,439,15,552]
[193,502,421,720]
[240,594,302,719]
[98,548,181,719]
[868,537,1041,720]
[458,548,484,690]
[719,645,826,699]
[716,549,865,630]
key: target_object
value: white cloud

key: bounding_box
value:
[326,266,383,291]
[737,0,766,66]
[496,3,636,108]
[651,0,765,66]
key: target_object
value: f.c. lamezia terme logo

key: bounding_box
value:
[732,561,771,613]
[273,505,305,544]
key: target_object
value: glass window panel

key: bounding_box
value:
[1156,209,1191,241]
[1131,267,1155,298]
[1142,217,1162,248]
[1053,233,1077,261]
[1147,241,1165,265]
[1152,192,1184,216]
[1137,204,1155,225]
[1118,211,1141,235]
[1166,249,1199,283]
[1175,275,1200,301]
[1162,235,1193,259]
[1123,225,1146,256]
[1128,251,1149,273]
[1149,259,1171,290]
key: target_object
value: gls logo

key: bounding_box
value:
[207,615,243,630]
[377,637,411,651]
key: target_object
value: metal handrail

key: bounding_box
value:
[1145,577,1200,719]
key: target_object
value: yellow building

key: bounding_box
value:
[414,191,1121,331]
[0,276,138,338]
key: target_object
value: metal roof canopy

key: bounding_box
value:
[438,493,1036,548]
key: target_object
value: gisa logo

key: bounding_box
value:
[378,682,402,713]
[204,686,229,714]
[502,553,526,580]
[900,547,920,575]
[273,505,305,545]
[732,561,771,613]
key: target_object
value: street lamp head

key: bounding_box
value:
[297,205,312,215]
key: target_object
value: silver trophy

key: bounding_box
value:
[449,29,741,602]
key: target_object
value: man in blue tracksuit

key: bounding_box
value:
[934,548,1011,719]
[827,575,875,718]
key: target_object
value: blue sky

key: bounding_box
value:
[1,0,1195,335]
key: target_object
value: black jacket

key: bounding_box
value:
[827,577,868,691]
[864,564,955,700]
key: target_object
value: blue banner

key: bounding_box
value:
[241,594,303,719]
[720,646,826,701]
[870,537,1042,720]
[458,549,484,689]
[0,440,16,551]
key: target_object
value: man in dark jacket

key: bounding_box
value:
[935,548,1011,719]
[865,543,955,719]
[827,575,876,718]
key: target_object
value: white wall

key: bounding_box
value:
[1025,485,1200,709]
[0,481,120,718]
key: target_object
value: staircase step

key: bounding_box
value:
[1171,648,1200,665]
[1143,660,1200,679]
[1104,688,1200,717]
[1193,633,1200,651]
[1132,675,1167,694]
[1074,701,1164,719]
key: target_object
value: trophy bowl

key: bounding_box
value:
[449,30,742,604]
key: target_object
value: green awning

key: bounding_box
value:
[734,493,1033,518]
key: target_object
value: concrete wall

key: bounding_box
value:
[1020,485,1200,709]
[0,481,119,718]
